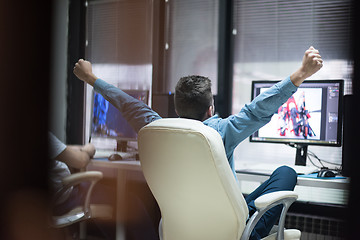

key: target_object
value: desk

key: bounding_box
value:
[236,171,349,190]
[88,159,350,239]
[236,171,349,205]
[87,159,142,240]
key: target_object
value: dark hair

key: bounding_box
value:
[174,75,213,121]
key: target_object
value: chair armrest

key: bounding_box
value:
[54,171,103,198]
[254,191,298,209]
[53,171,103,218]
[240,191,298,240]
[62,171,103,186]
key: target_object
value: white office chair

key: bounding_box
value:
[138,118,301,240]
[50,171,113,239]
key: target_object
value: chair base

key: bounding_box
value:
[52,204,113,228]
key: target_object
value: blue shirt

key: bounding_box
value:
[94,77,298,180]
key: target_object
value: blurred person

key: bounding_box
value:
[49,132,116,239]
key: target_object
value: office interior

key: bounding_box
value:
[1,0,359,239]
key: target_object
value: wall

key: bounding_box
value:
[49,0,69,142]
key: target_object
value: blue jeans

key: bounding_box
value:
[245,166,297,240]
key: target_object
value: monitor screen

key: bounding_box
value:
[250,80,343,147]
[90,90,149,144]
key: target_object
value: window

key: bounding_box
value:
[164,0,219,94]
[231,0,353,168]
[84,0,154,142]
[86,0,153,89]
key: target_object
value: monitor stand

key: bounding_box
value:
[116,140,128,152]
[295,144,307,166]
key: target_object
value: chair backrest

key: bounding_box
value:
[138,118,249,240]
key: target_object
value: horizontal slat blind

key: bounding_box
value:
[87,0,152,64]
[233,0,352,62]
[86,0,153,88]
[87,1,118,63]
[165,0,219,93]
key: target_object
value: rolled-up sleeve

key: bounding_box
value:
[220,76,298,153]
[94,79,162,132]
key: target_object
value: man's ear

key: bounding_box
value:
[206,105,214,118]
[210,105,215,116]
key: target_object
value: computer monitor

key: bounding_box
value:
[90,89,149,151]
[249,80,344,165]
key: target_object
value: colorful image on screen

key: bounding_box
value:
[250,80,343,146]
[258,88,322,140]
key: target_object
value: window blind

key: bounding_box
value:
[87,0,153,64]
[85,0,153,89]
[164,0,219,93]
[233,0,353,62]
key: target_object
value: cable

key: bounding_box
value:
[307,154,322,169]
[307,149,342,166]
[286,144,342,170]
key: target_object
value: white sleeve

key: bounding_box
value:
[48,132,67,159]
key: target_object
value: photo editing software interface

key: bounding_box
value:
[90,90,149,151]
[250,80,343,147]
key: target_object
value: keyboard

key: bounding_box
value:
[93,150,138,160]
